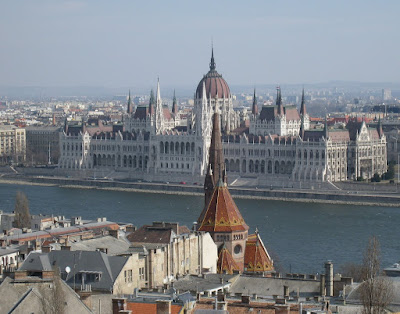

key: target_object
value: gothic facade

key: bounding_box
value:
[58,50,387,185]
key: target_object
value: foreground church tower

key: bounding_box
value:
[197,112,249,271]
[197,112,274,274]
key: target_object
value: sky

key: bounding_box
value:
[1,1,399,90]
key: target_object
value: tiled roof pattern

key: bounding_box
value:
[244,233,274,273]
[198,184,249,233]
[217,246,240,274]
[196,69,230,99]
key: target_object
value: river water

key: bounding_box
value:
[1,183,399,274]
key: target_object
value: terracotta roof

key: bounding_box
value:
[328,130,350,142]
[244,232,274,273]
[163,106,172,120]
[127,302,182,314]
[198,181,249,233]
[217,245,240,274]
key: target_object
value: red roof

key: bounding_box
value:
[244,232,274,273]
[217,245,240,274]
[127,302,182,314]
[198,181,249,233]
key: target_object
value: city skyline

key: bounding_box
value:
[1,1,400,89]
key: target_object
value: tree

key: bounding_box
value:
[13,191,31,229]
[40,267,66,314]
[360,236,393,314]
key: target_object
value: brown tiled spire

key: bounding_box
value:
[202,113,225,211]
[217,244,240,274]
[244,230,274,273]
[198,178,249,233]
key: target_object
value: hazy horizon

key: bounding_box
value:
[2,1,399,89]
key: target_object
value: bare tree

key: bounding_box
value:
[13,191,31,229]
[360,236,393,314]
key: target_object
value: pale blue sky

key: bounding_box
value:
[1,1,399,88]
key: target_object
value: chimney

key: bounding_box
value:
[112,298,127,314]
[42,270,55,280]
[156,300,171,314]
[42,246,51,253]
[14,270,28,280]
[61,245,71,251]
[241,295,250,304]
[325,261,333,297]
[274,305,290,314]
[283,285,289,299]
[109,229,119,239]
[320,274,326,296]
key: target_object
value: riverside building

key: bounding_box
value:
[58,50,387,185]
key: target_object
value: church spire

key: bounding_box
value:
[300,88,306,116]
[172,89,178,115]
[127,89,133,114]
[252,88,258,115]
[209,46,216,71]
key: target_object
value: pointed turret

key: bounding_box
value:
[324,116,329,139]
[209,46,216,71]
[202,112,225,214]
[155,78,164,133]
[276,86,283,115]
[300,88,306,116]
[300,116,305,139]
[172,90,178,115]
[148,89,155,115]
[217,244,240,274]
[377,116,383,138]
[127,90,133,114]
[252,88,258,115]
[244,230,274,273]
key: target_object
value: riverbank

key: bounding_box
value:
[1,175,399,207]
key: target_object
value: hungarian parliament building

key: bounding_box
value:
[58,50,387,186]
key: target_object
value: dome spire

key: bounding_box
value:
[210,45,216,71]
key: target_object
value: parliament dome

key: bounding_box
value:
[196,49,230,99]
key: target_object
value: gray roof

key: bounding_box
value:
[0,276,92,313]
[173,274,238,294]
[67,235,131,255]
[229,275,320,298]
[19,250,129,292]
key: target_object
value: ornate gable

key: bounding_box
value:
[244,231,274,273]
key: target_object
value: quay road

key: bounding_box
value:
[1,173,400,207]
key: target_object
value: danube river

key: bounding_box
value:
[1,183,399,274]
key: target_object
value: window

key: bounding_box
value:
[234,244,242,255]
[124,269,133,283]
[139,267,145,280]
